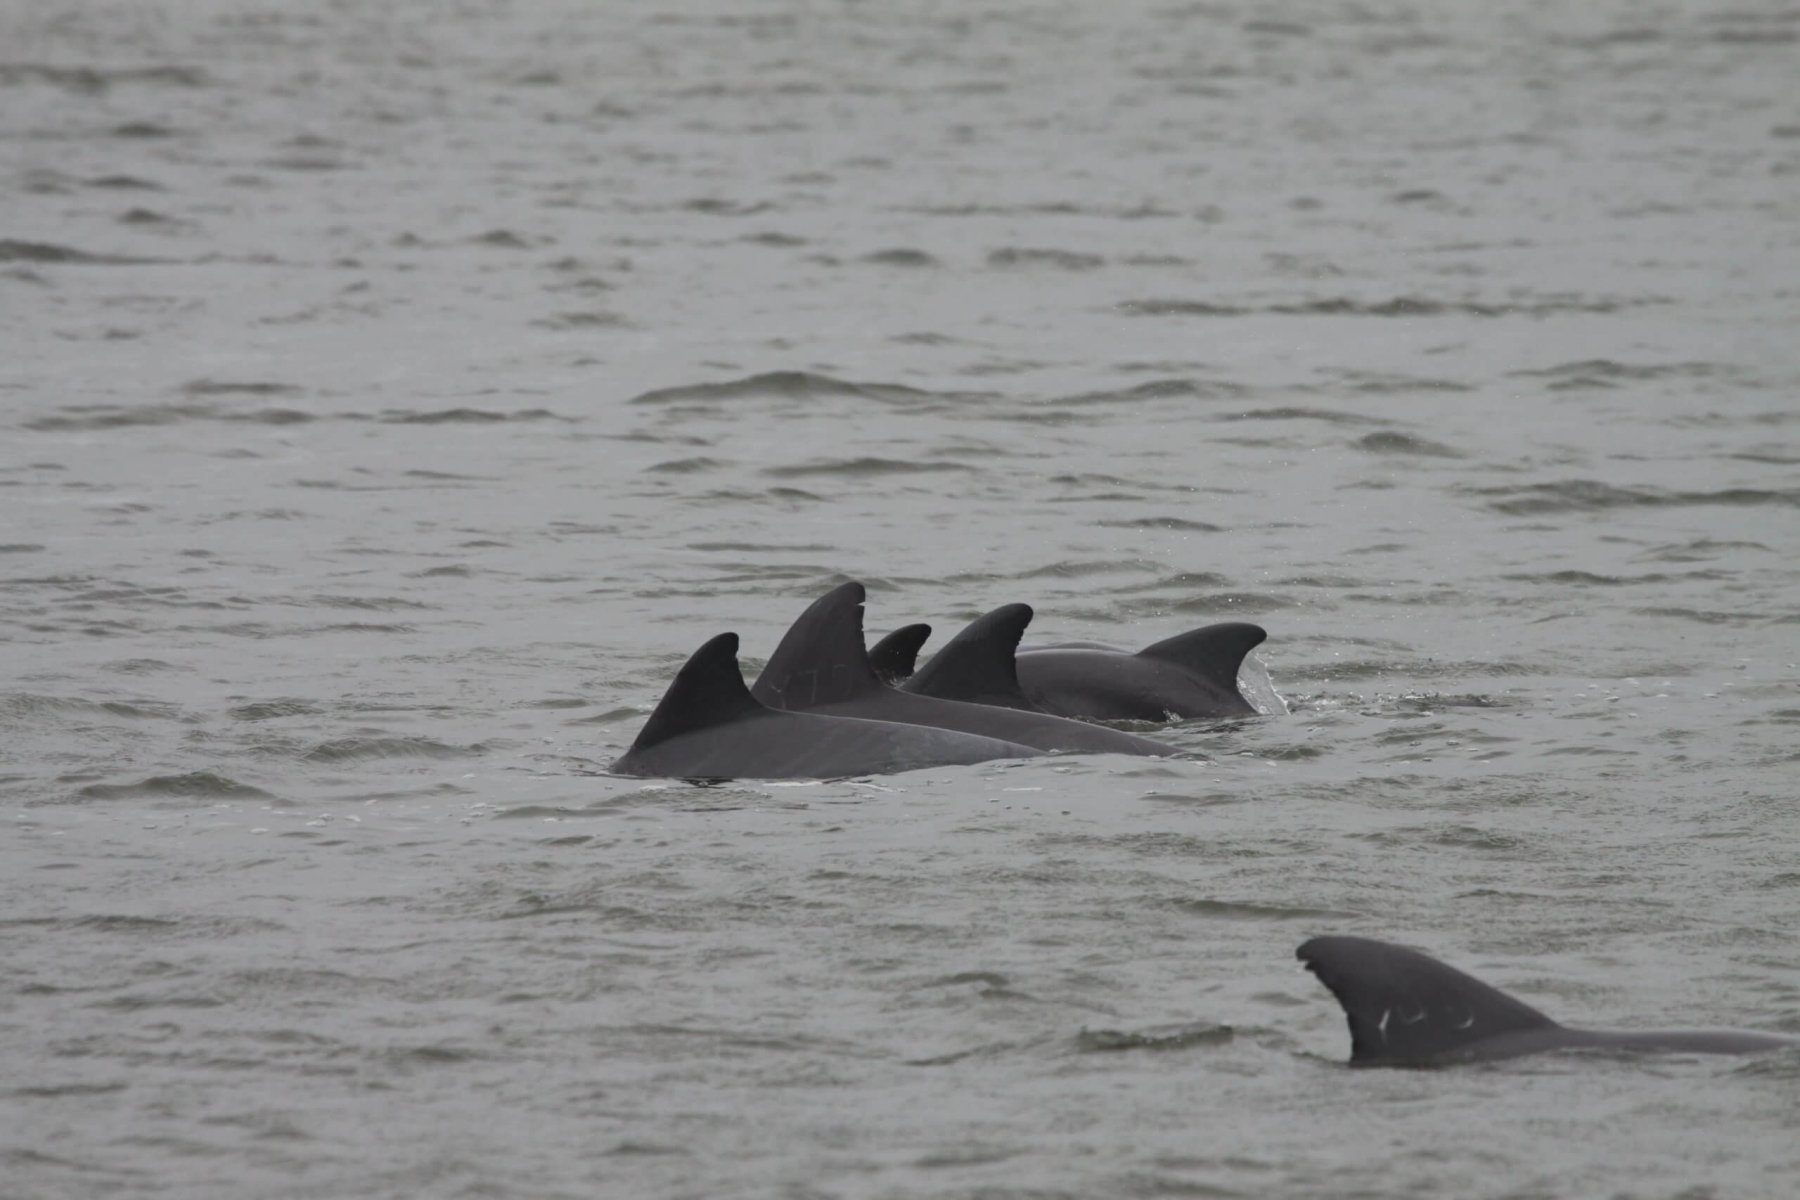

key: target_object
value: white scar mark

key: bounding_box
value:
[1378,1008,1392,1041]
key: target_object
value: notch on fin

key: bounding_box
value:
[902,603,1037,710]
[627,632,766,752]
[751,581,885,710]
[1138,622,1266,693]
[1298,936,1560,1065]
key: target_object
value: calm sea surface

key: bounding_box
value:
[4,2,1799,1197]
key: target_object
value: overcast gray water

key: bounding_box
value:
[5,1,1800,1197]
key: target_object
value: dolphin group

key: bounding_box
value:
[608,632,1041,781]
[604,584,1790,1067]
[873,614,1264,721]
[612,580,1266,781]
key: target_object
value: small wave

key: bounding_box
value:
[646,456,727,474]
[1473,480,1800,516]
[1170,898,1359,921]
[629,370,989,411]
[76,771,273,801]
[89,174,163,190]
[764,457,975,478]
[301,737,478,763]
[1096,517,1224,532]
[0,64,210,92]
[1641,538,1771,562]
[987,247,1105,270]
[1353,431,1464,456]
[1050,378,1250,406]
[0,693,181,721]
[1076,1024,1235,1053]
[1510,358,1725,391]
[229,699,322,721]
[0,239,162,267]
[1123,295,1640,318]
[1218,406,1386,425]
[863,247,939,267]
[181,379,303,397]
[1169,591,1296,613]
[22,403,216,430]
[376,407,572,424]
[1502,569,1720,586]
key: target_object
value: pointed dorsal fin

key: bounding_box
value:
[868,623,931,684]
[902,603,1036,709]
[1137,622,1266,692]
[628,632,766,751]
[750,581,884,710]
[1298,936,1561,1065]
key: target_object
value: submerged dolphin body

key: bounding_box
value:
[1298,935,1793,1066]
[750,583,1179,757]
[610,632,1041,780]
[1013,623,1267,721]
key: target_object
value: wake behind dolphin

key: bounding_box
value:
[1299,935,1792,1066]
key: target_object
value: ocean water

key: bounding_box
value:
[4,1,1799,1197]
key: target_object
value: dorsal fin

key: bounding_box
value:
[868,623,931,684]
[1137,622,1266,692]
[901,603,1037,709]
[1298,936,1561,1065]
[628,632,766,751]
[750,581,884,710]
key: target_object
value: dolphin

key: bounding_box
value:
[899,603,1053,712]
[868,623,932,686]
[750,583,1180,758]
[610,632,1042,780]
[1298,935,1793,1066]
[1012,623,1266,721]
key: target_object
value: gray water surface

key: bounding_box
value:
[5,2,1799,1197]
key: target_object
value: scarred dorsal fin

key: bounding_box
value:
[750,581,884,710]
[902,603,1036,709]
[1137,622,1267,692]
[1298,936,1561,1065]
[628,632,766,751]
[868,623,931,685]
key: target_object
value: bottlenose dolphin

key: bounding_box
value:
[750,583,1180,757]
[1298,935,1792,1066]
[868,623,931,686]
[610,632,1042,780]
[1013,623,1266,721]
[900,603,1051,712]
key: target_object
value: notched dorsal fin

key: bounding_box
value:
[750,581,884,710]
[1138,622,1266,692]
[868,623,931,685]
[1298,936,1560,1065]
[902,603,1036,709]
[629,632,765,751]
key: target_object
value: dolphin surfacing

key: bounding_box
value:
[868,622,932,686]
[751,583,1179,757]
[610,632,1041,781]
[1013,623,1266,721]
[1298,935,1792,1066]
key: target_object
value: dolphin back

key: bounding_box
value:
[1137,622,1267,697]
